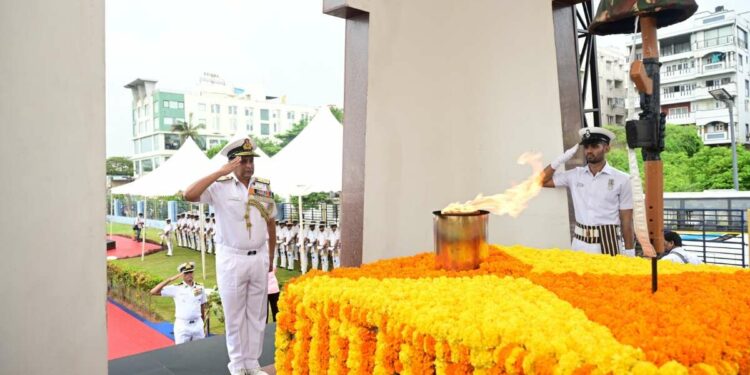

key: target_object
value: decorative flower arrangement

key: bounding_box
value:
[275,245,750,374]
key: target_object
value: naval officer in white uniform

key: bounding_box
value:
[185,135,276,375]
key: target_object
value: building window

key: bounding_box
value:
[260,109,269,121]
[141,136,154,153]
[178,102,184,109]
[739,28,748,49]
[212,117,220,130]
[198,103,206,112]
[231,118,238,131]
[273,123,277,132]
[164,117,174,126]
[134,160,140,174]
[198,118,206,126]
[211,104,220,113]
[746,80,749,96]
[714,123,726,131]
[606,61,612,70]
[142,159,153,173]
[246,123,251,131]
[229,106,237,115]
[164,134,180,150]
[668,107,689,116]
[261,123,270,135]
[245,107,252,116]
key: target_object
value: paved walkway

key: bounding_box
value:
[108,301,174,360]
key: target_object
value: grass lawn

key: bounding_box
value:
[107,222,302,334]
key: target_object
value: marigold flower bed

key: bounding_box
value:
[275,245,750,374]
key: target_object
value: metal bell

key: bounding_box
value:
[589,0,698,35]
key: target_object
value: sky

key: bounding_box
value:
[106,0,750,157]
[106,0,345,157]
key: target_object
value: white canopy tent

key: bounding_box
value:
[270,107,343,198]
[112,137,211,196]
[111,137,212,276]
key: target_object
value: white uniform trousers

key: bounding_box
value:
[332,248,340,269]
[273,244,279,268]
[570,238,623,255]
[173,318,205,344]
[300,245,309,274]
[165,239,173,256]
[286,243,295,270]
[216,244,269,373]
[279,244,287,268]
[320,247,330,272]
[175,230,182,247]
[311,247,319,270]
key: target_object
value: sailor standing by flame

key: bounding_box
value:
[541,127,636,256]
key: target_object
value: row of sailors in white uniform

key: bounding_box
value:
[275,221,341,273]
[161,213,218,254]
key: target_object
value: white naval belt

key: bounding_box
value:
[217,243,264,256]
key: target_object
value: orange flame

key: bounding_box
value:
[442,152,545,217]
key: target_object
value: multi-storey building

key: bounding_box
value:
[626,5,750,147]
[125,73,316,176]
[596,46,629,125]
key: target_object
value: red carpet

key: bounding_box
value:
[108,301,173,360]
[107,235,162,259]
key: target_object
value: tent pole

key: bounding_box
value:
[200,204,206,280]
[141,199,147,261]
[298,194,304,228]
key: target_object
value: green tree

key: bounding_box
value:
[274,118,309,147]
[289,192,335,210]
[330,106,343,124]
[107,156,134,176]
[171,113,206,149]
[664,124,702,156]
[690,146,750,190]
[256,137,282,156]
[206,140,228,158]
[661,151,699,192]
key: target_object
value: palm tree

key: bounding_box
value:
[171,113,206,149]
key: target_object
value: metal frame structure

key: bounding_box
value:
[575,0,602,128]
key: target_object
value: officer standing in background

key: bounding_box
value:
[161,218,174,256]
[329,223,341,268]
[175,213,184,247]
[133,213,145,241]
[316,222,330,271]
[285,221,296,270]
[278,221,288,269]
[184,135,275,375]
[150,262,208,344]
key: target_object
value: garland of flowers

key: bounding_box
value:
[276,245,750,374]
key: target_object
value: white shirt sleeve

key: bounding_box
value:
[161,285,178,297]
[552,168,573,188]
[199,183,216,206]
[618,175,634,210]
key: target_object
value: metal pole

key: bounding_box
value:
[728,103,739,190]
[200,204,206,280]
[141,200,147,261]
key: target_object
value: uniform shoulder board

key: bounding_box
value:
[254,177,270,184]
[217,175,233,182]
[194,282,203,287]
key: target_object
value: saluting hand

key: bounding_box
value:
[218,157,241,176]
